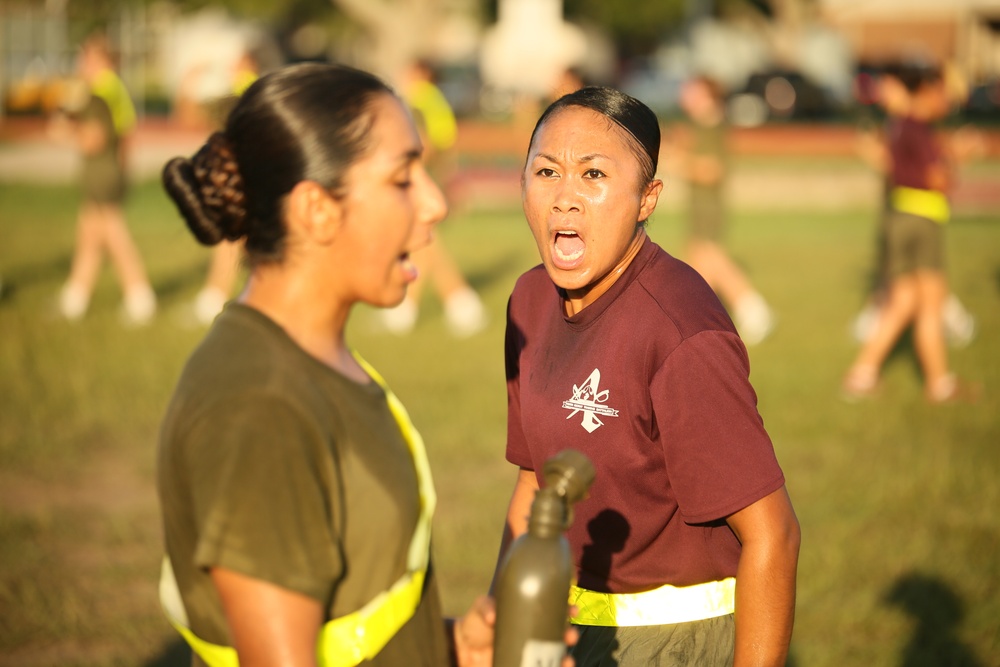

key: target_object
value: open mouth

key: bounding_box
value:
[554,231,585,263]
[399,251,418,282]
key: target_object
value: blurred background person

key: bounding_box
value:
[379,59,487,338]
[549,66,587,102]
[182,48,260,325]
[53,32,156,326]
[851,63,977,349]
[842,65,977,404]
[673,74,775,346]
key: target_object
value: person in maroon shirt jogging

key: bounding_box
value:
[842,66,977,403]
[491,86,800,666]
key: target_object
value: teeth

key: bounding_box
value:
[555,248,584,261]
[553,231,584,262]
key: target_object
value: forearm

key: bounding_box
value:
[732,524,800,667]
[489,467,536,594]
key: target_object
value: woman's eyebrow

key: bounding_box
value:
[389,148,422,170]
[399,148,422,164]
[532,152,610,163]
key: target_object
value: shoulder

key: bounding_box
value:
[633,243,737,340]
[171,306,325,420]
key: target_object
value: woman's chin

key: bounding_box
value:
[544,265,591,293]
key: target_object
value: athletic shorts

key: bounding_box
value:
[688,185,725,241]
[81,156,126,204]
[885,209,944,278]
[570,614,735,667]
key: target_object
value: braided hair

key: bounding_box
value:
[162,63,393,265]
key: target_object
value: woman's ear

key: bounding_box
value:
[638,179,664,222]
[287,180,342,246]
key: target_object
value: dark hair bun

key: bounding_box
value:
[162,132,247,245]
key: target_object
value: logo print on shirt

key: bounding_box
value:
[562,368,619,433]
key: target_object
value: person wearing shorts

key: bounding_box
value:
[56,32,156,325]
[676,75,774,346]
[843,65,974,403]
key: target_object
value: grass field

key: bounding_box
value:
[0,161,998,666]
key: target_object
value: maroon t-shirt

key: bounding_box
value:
[889,117,942,191]
[505,237,784,594]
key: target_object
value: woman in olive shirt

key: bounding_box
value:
[160,63,572,667]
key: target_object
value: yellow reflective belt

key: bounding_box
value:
[159,353,436,667]
[570,578,736,627]
[891,186,950,224]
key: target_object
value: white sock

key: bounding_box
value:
[59,283,90,321]
[928,374,957,402]
[734,292,774,346]
[444,287,486,338]
[194,286,228,325]
[381,299,419,335]
[122,284,156,326]
[942,294,975,347]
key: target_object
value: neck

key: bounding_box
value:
[564,228,646,316]
[239,265,368,383]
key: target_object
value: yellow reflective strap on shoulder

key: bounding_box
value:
[891,186,950,224]
[159,557,239,667]
[352,351,437,574]
[160,559,427,667]
[168,615,239,667]
[90,68,136,136]
[318,570,426,667]
[407,80,458,151]
[570,578,736,627]
[160,355,435,667]
[232,71,258,96]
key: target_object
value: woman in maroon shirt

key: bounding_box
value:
[493,86,800,667]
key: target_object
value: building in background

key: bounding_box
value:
[820,0,1000,81]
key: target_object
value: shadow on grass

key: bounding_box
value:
[144,638,190,667]
[0,253,213,311]
[883,327,923,381]
[883,572,983,667]
[151,258,215,305]
[0,252,71,301]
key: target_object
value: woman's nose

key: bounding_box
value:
[419,166,449,228]
[552,179,581,213]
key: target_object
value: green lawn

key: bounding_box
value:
[0,171,997,666]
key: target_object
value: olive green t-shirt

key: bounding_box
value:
[158,303,449,665]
